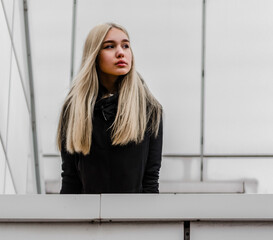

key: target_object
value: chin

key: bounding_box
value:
[115,70,130,76]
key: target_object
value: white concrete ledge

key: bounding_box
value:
[1,194,273,222]
[101,194,273,221]
[159,181,244,193]
[0,195,100,222]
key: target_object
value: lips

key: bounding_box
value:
[116,60,127,65]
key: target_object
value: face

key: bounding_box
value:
[98,27,132,80]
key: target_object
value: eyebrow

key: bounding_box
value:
[102,39,130,44]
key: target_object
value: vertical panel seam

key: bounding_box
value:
[23,0,42,193]
[200,0,207,181]
[70,0,77,82]
[184,221,191,240]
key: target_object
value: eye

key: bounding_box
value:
[103,45,114,49]
[122,44,130,49]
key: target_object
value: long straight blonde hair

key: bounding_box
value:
[57,23,162,155]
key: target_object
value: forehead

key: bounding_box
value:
[103,27,129,41]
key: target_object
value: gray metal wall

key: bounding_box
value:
[0,0,37,194]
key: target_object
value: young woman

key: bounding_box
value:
[57,23,163,194]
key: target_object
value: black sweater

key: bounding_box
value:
[60,92,163,194]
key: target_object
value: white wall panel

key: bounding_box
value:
[0,3,12,149]
[0,223,183,240]
[191,222,273,240]
[26,156,36,193]
[26,128,36,193]
[43,156,61,182]
[160,157,201,181]
[75,0,202,154]
[0,141,6,194]
[205,0,273,154]
[12,0,30,105]
[1,0,14,31]
[28,0,73,154]
[4,163,15,194]
[204,158,273,193]
[6,52,31,194]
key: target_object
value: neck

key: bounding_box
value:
[98,72,118,94]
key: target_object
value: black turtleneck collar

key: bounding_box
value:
[95,82,119,121]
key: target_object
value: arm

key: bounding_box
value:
[142,117,163,193]
[60,142,82,194]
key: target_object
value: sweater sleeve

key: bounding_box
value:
[60,142,82,194]
[142,117,163,193]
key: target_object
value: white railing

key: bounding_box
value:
[1,194,273,240]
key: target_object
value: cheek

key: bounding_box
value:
[127,52,133,68]
[98,53,111,69]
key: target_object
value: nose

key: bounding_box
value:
[116,45,124,58]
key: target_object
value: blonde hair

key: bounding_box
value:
[57,23,162,155]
